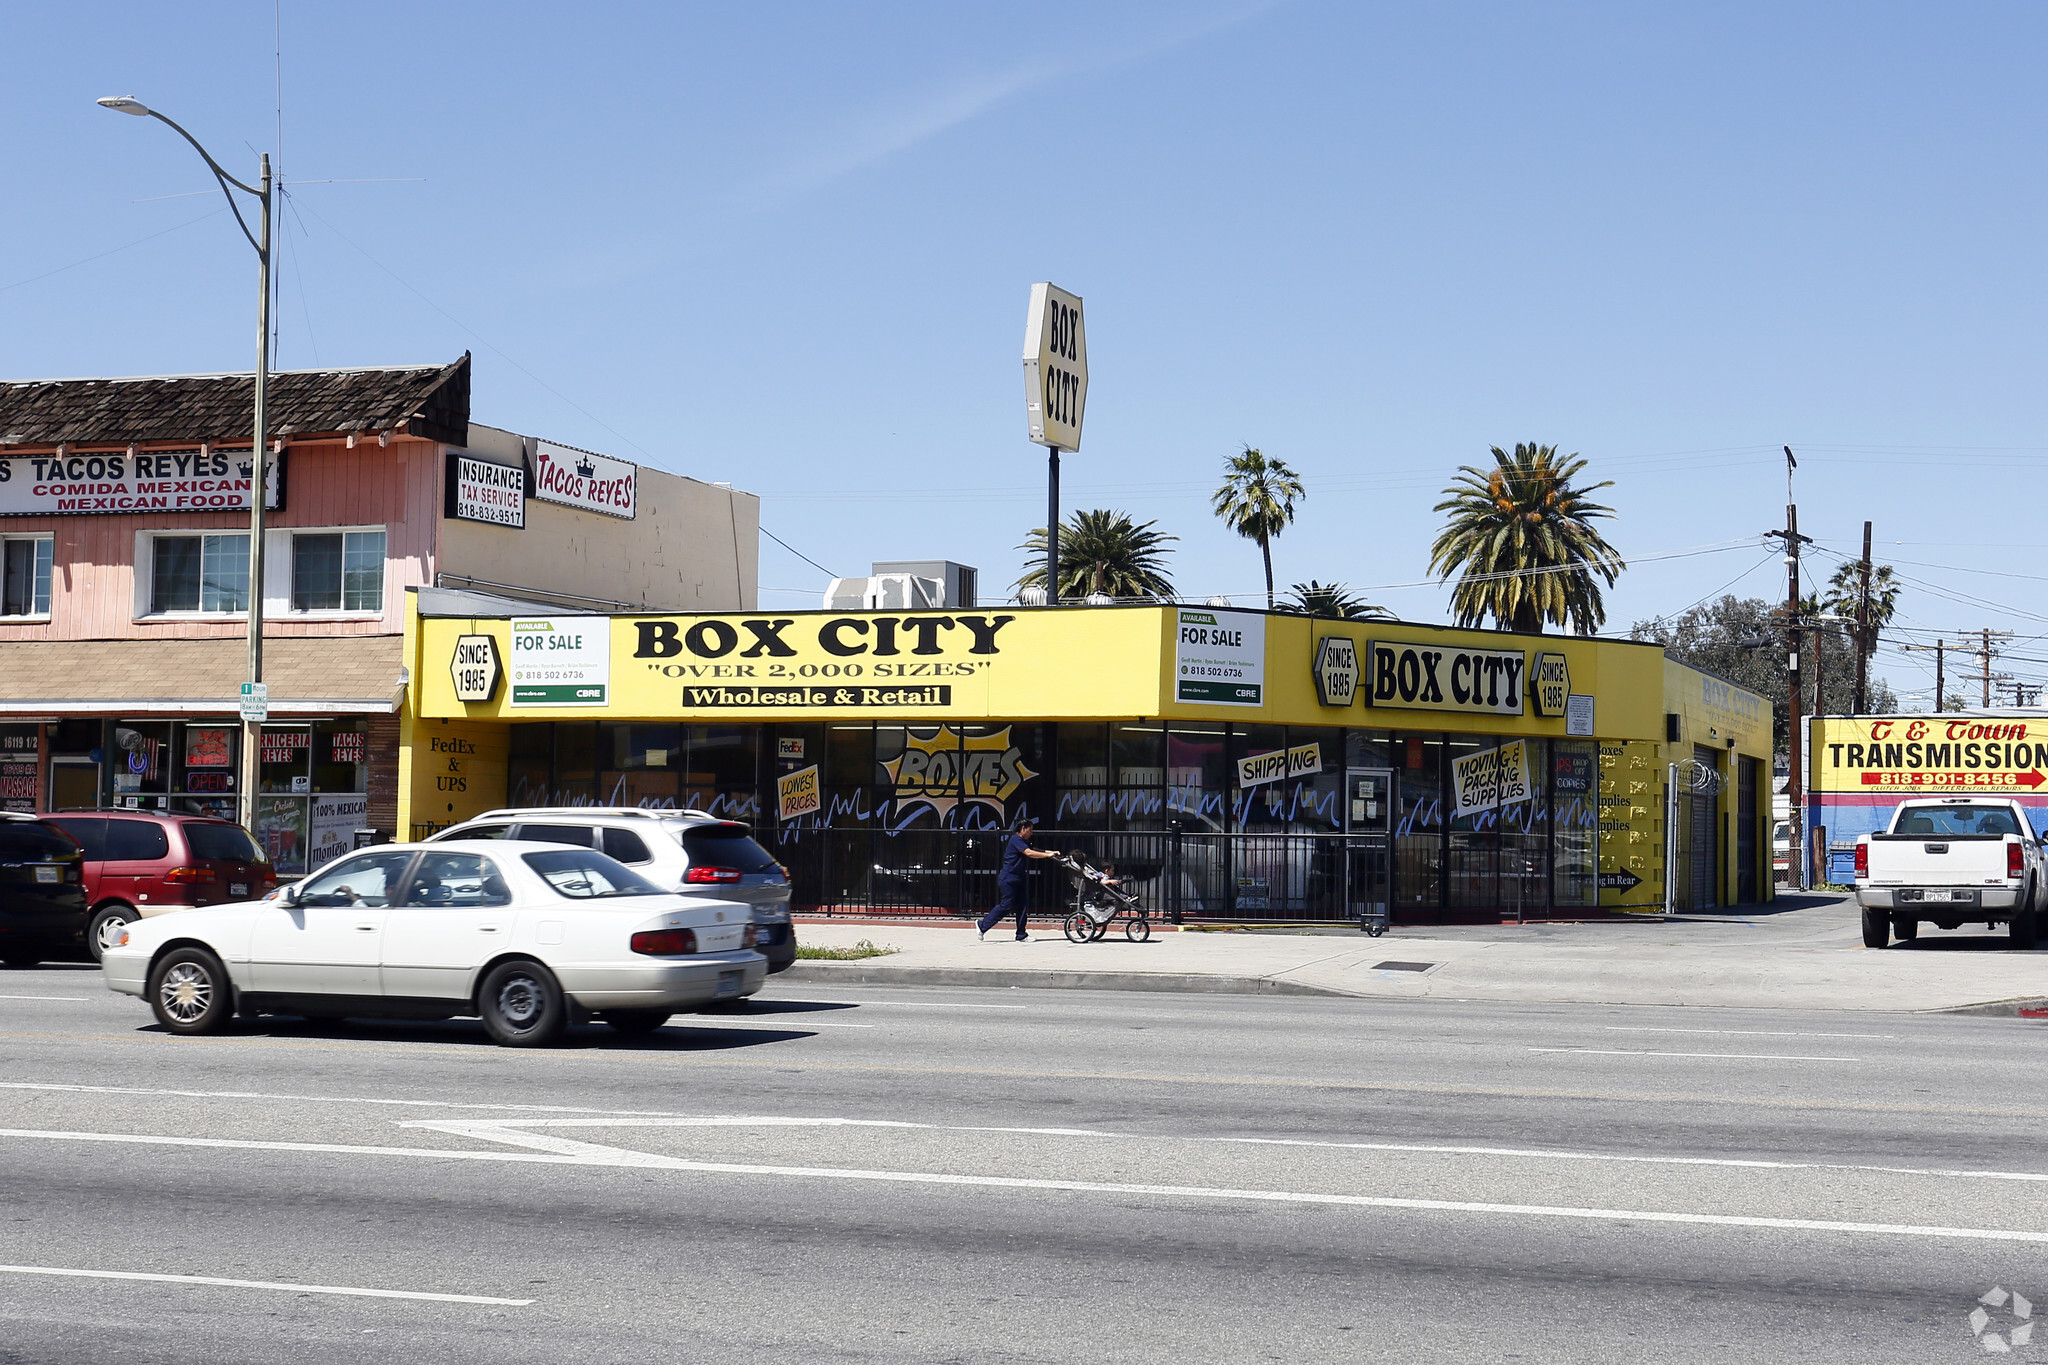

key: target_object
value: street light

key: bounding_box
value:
[99,96,272,831]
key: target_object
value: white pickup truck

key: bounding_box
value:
[1854,797,2043,949]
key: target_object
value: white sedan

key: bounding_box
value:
[101,840,767,1046]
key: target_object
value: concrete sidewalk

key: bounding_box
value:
[781,896,2048,1013]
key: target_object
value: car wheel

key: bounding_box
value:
[478,959,567,1047]
[1861,907,1889,949]
[87,905,139,963]
[604,1009,670,1035]
[1894,918,1919,942]
[148,946,233,1035]
[2011,909,2039,950]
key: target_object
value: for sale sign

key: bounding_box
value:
[509,617,610,706]
[1174,608,1265,706]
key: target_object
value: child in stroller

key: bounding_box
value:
[1056,850,1152,943]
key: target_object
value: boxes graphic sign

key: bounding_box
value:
[1175,608,1265,706]
[510,618,610,705]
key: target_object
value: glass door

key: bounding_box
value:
[1345,769,1392,921]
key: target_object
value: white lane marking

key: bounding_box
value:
[1532,1048,1860,1062]
[1604,1027,1896,1041]
[773,999,1028,1010]
[0,994,88,1002]
[408,1117,1111,1138]
[1,1125,2040,1246]
[0,1263,530,1305]
[673,1018,874,1029]
[15,1083,2048,1186]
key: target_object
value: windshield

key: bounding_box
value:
[1894,806,2026,837]
[186,822,265,863]
[676,824,778,873]
[522,848,664,899]
[0,822,81,860]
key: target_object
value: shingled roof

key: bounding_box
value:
[0,353,470,448]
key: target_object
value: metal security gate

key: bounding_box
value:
[1690,746,1721,910]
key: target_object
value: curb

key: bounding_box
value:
[1926,996,2048,1018]
[779,961,1355,998]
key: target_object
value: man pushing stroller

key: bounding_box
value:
[977,817,1058,941]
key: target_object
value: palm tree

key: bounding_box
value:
[1211,445,1305,609]
[1014,509,1176,600]
[1429,442,1625,634]
[1821,559,1899,660]
[1284,580,1391,620]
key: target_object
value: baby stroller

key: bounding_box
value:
[1056,851,1151,943]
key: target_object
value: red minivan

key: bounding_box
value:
[44,811,276,961]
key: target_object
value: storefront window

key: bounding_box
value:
[1446,733,1498,909]
[1395,735,1444,911]
[552,722,598,805]
[1552,740,1599,907]
[600,722,682,808]
[684,725,758,819]
[259,726,312,794]
[1166,724,1228,828]
[508,724,551,806]
[110,723,172,800]
[1499,739,1550,916]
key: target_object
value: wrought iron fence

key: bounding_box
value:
[764,825,1378,923]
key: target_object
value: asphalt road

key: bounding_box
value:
[2,962,2044,1363]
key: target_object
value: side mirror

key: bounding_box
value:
[277,882,300,907]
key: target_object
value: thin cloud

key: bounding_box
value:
[725,1,1287,214]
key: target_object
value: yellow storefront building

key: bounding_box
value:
[393,592,1773,923]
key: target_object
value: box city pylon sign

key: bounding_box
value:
[1364,638,1529,716]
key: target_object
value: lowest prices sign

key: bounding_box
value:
[1814,716,2048,793]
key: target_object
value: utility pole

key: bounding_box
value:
[1764,446,1814,891]
[1957,628,2014,709]
[1901,639,1946,712]
[1854,521,1872,714]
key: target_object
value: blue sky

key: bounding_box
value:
[5,2,2045,702]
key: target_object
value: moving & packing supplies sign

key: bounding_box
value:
[1813,716,2048,793]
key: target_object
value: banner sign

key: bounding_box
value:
[0,449,282,516]
[309,793,369,868]
[445,452,526,528]
[777,765,821,822]
[1813,716,2048,793]
[1175,608,1265,706]
[1451,740,1532,816]
[532,441,636,519]
[510,617,610,706]
[1366,638,1526,716]
[1237,742,1322,790]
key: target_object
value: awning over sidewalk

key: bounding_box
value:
[0,636,405,714]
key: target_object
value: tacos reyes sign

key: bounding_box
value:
[1366,639,1527,716]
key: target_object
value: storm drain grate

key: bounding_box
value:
[1371,961,1434,973]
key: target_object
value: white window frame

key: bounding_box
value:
[134,529,254,621]
[0,533,54,619]
[267,524,389,620]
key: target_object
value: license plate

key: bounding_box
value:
[715,971,741,999]
[34,866,58,884]
[229,883,249,897]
